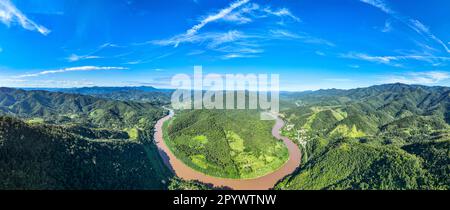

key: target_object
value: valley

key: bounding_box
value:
[163,109,289,179]
[0,83,448,190]
[155,108,301,190]
[276,84,449,190]
[0,87,172,189]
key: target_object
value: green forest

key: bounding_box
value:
[0,87,173,189]
[164,109,289,179]
[0,83,448,190]
[275,83,449,190]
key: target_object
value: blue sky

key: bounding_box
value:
[0,0,449,91]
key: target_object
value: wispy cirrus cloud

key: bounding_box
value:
[148,0,333,61]
[408,19,450,53]
[382,71,450,85]
[359,0,393,14]
[263,7,300,22]
[124,51,176,65]
[270,30,335,47]
[153,30,250,48]
[154,0,251,48]
[152,0,303,57]
[0,78,98,88]
[381,20,392,33]
[15,66,128,78]
[153,30,264,59]
[221,3,301,24]
[67,54,102,62]
[359,0,450,54]
[342,52,450,66]
[187,0,250,36]
[66,43,121,62]
[0,0,50,35]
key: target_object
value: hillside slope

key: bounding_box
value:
[166,110,289,179]
[277,84,449,190]
[0,116,172,189]
[0,88,173,189]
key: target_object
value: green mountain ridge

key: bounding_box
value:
[0,88,172,189]
[165,110,289,179]
[0,116,172,189]
[277,83,449,190]
[0,83,448,190]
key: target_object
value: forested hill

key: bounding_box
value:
[282,83,449,123]
[0,88,172,189]
[0,116,171,189]
[280,83,449,137]
[0,87,166,130]
[277,83,449,190]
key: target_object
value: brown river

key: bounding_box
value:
[154,110,302,190]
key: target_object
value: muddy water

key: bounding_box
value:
[154,110,302,190]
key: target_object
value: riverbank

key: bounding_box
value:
[154,110,302,190]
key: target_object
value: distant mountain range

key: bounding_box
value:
[21,86,170,94]
[20,86,173,105]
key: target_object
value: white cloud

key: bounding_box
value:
[409,19,429,34]
[186,0,250,37]
[222,3,258,24]
[151,0,305,59]
[270,29,335,46]
[360,0,395,14]
[153,30,255,50]
[343,52,396,64]
[153,30,249,48]
[153,28,332,60]
[66,43,121,62]
[222,3,301,24]
[221,53,258,60]
[381,20,392,33]
[155,0,302,50]
[15,66,128,78]
[0,78,27,83]
[349,64,360,69]
[383,71,450,84]
[270,29,300,39]
[315,51,326,56]
[124,51,175,65]
[360,0,450,54]
[263,7,300,22]
[359,0,393,14]
[407,19,450,53]
[0,77,99,88]
[215,45,263,54]
[0,0,50,35]
[160,0,250,48]
[67,54,102,62]
[342,52,450,66]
